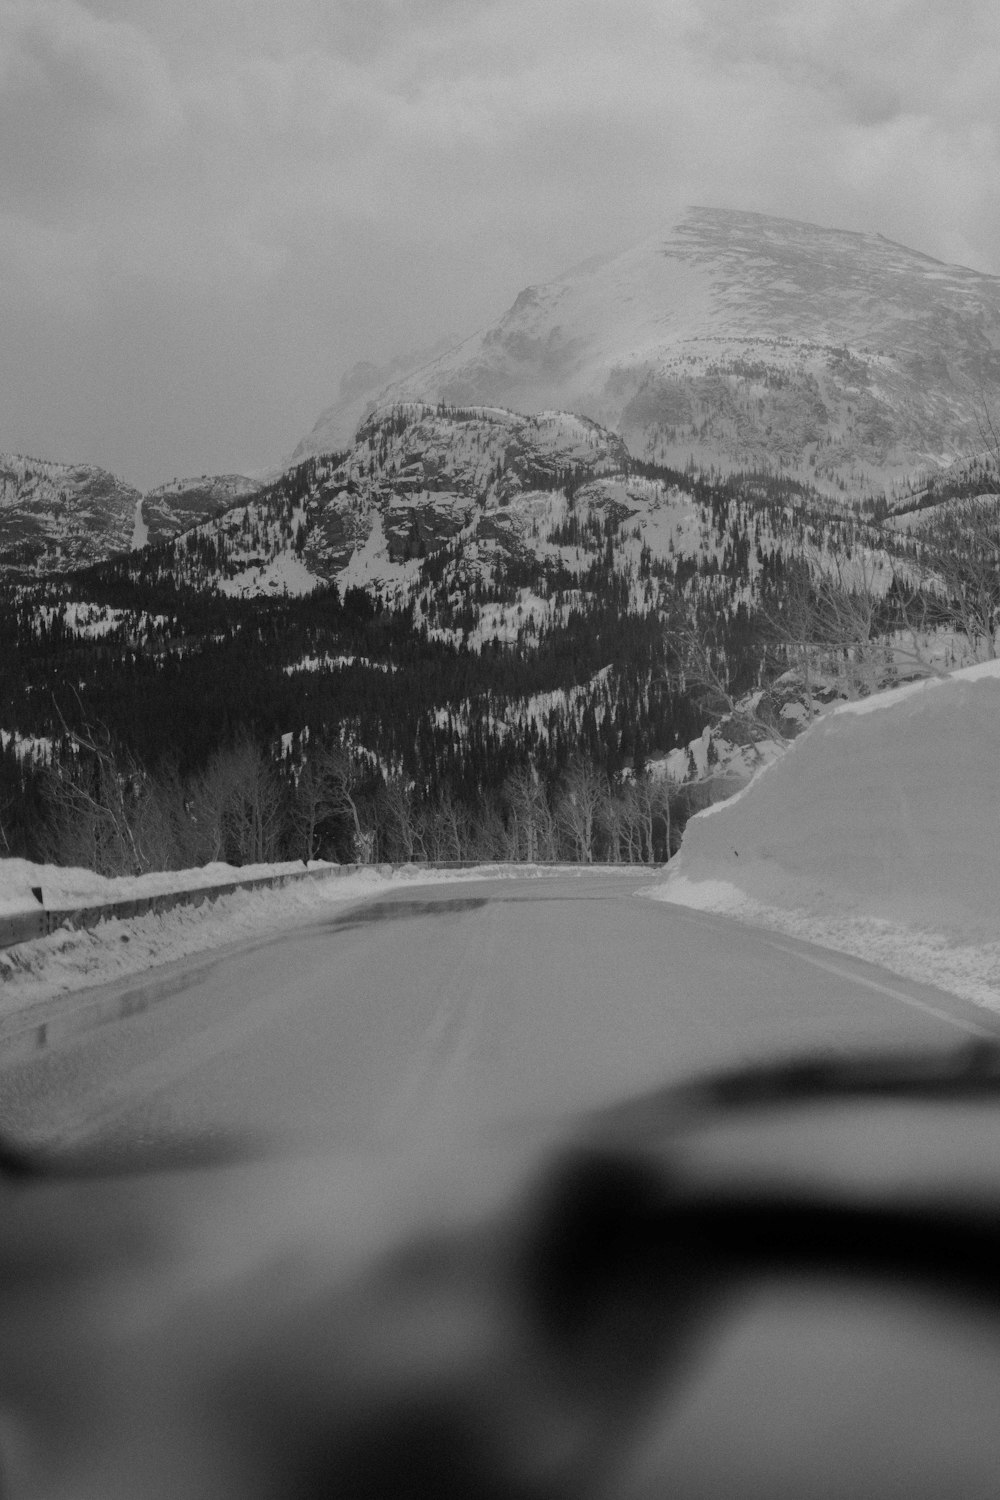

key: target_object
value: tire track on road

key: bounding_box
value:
[378,897,502,1140]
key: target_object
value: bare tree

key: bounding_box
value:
[615,780,645,865]
[664,603,775,753]
[185,739,285,867]
[555,758,606,864]
[760,554,897,704]
[289,754,331,864]
[917,497,1000,661]
[287,741,377,864]
[631,772,674,864]
[376,777,427,863]
[503,767,556,863]
[41,718,152,876]
[423,788,470,862]
[596,785,626,863]
[328,748,376,863]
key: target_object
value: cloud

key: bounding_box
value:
[3,0,1000,483]
[0,0,183,209]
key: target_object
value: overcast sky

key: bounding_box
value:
[2,0,1000,488]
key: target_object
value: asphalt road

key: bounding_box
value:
[4,873,1000,1500]
[1,871,995,1159]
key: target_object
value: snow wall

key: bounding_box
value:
[659,662,1000,946]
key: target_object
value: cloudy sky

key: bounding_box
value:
[2,0,999,488]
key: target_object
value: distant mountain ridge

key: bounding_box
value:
[0,459,261,575]
[295,207,1000,500]
[7,206,1000,580]
[140,474,262,546]
[0,453,140,573]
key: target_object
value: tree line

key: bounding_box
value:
[23,724,681,877]
[6,452,1000,877]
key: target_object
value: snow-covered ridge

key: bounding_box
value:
[0,456,263,578]
[296,206,1000,501]
[0,452,140,574]
[8,207,1000,578]
[141,473,262,545]
[157,403,632,598]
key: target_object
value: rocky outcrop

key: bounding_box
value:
[0,454,140,573]
[141,475,261,544]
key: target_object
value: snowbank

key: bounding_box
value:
[649,660,1000,1010]
[0,857,335,921]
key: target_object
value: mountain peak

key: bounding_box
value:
[296,206,1000,498]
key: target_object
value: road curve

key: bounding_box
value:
[1,871,995,1159]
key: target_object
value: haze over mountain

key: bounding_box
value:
[297,207,1000,500]
[6,205,1000,581]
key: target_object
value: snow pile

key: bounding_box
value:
[649,660,1000,1009]
[0,857,335,921]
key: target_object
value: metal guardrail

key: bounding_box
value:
[0,859,658,955]
[0,860,662,1059]
[0,907,48,950]
[0,864,364,954]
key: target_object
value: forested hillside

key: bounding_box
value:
[4,398,972,874]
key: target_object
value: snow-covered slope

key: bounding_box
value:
[141,474,261,545]
[298,207,1000,499]
[0,456,262,575]
[0,453,140,573]
[653,660,1000,1007]
[165,404,632,595]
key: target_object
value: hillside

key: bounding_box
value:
[139,474,261,546]
[0,458,261,577]
[1,394,942,866]
[137,406,632,597]
[97,402,905,610]
[5,207,1000,883]
[0,454,140,573]
[298,207,1000,501]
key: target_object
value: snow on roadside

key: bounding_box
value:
[647,659,1000,1011]
[0,862,598,1017]
[0,857,333,921]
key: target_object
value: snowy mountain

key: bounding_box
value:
[0,456,262,576]
[146,401,909,622]
[159,405,633,597]
[139,474,262,546]
[30,395,919,792]
[0,453,140,573]
[297,207,1000,500]
[8,206,1000,579]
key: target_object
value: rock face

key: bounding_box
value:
[0,454,140,573]
[0,459,262,576]
[297,404,629,581]
[150,404,637,596]
[296,207,1000,499]
[140,475,261,545]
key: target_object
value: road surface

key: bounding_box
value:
[3,871,1000,1500]
[1,870,995,1157]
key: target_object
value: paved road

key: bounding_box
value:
[3,873,1000,1500]
[1,871,995,1158]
